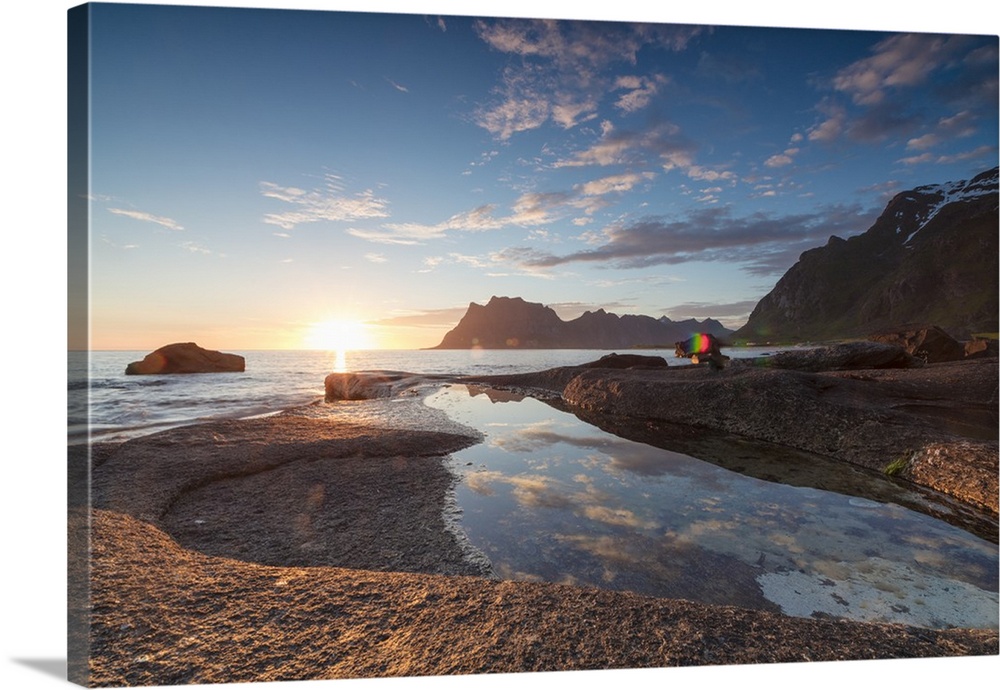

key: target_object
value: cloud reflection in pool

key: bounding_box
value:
[425,384,999,629]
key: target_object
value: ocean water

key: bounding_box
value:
[68,347,781,444]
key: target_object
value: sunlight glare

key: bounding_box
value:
[304,319,375,352]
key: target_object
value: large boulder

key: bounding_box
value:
[868,326,965,363]
[324,372,398,401]
[125,343,245,375]
[323,371,437,401]
[579,353,668,369]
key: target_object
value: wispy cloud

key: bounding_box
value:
[764,147,800,168]
[576,171,656,196]
[809,34,995,149]
[554,120,697,172]
[807,100,847,143]
[385,77,409,93]
[831,33,971,106]
[350,170,657,245]
[349,204,504,245]
[371,305,470,328]
[179,241,215,255]
[475,18,701,71]
[418,256,444,273]
[472,19,704,140]
[260,175,390,231]
[661,300,761,328]
[898,143,998,167]
[107,207,184,231]
[613,74,668,113]
[99,234,139,250]
[473,66,560,140]
[906,110,979,152]
[497,203,878,276]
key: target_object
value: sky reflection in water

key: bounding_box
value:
[425,384,999,630]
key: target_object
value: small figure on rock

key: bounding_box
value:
[674,333,730,370]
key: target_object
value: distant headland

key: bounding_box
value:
[430,296,733,350]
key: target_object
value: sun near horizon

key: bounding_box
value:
[302,318,377,352]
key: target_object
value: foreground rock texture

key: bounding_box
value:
[869,325,968,363]
[467,348,998,517]
[735,166,998,342]
[80,398,998,686]
[85,508,996,687]
[125,342,245,375]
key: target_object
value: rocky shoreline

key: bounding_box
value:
[77,345,999,686]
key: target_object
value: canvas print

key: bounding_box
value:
[67,2,999,687]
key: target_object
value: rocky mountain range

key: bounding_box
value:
[734,167,998,343]
[431,296,733,350]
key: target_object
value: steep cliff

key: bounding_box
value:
[734,167,998,343]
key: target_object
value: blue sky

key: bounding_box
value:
[82,1,998,349]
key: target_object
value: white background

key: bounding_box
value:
[2,1,997,689]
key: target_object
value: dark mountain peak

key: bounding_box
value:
[660,315,731,335]
[735,167,998,342]
[432,297,733,349]
[577,308,614,321]
[698,317,729,333]
[481,295,545,313]
[910,165,998,199]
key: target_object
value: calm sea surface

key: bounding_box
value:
[69,347,781,444]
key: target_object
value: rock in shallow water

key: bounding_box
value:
[125,342,245,375]
[323,371,435,401]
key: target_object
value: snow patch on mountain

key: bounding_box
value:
[903,168,999,246]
